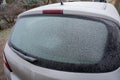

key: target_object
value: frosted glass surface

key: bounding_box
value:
[11,16,108,64]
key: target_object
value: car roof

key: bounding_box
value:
[19,2,120,25]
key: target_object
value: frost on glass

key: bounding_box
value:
[11,16,108,64]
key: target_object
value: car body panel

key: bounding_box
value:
[19,2,120,25]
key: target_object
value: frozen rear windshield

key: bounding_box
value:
[9,15,120,72]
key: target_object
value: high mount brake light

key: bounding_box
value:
[43,10,63,14]
[3,51,12,72]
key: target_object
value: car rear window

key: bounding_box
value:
[9,15,120,73]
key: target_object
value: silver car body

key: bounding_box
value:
[4,2,120,80]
